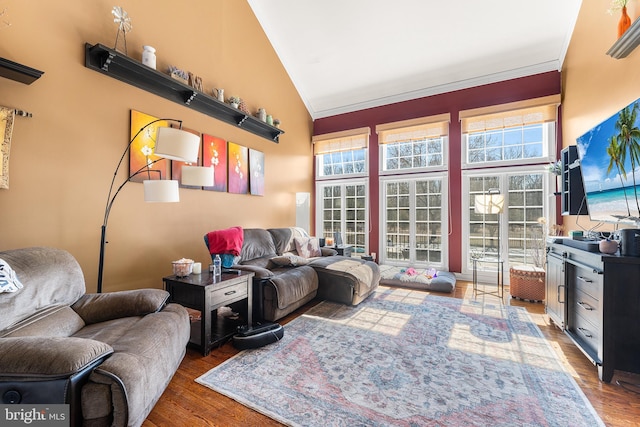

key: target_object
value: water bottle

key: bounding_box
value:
[213,254,222,278]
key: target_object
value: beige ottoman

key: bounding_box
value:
[509,265,545,302]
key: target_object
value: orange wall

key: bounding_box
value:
[562,0,640,233]
[0,0,312,292]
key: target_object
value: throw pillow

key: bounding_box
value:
[0,258,24,293]
[294,237,322,258]
[270,254,309,267]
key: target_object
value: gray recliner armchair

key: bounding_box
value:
[0,247,190,427]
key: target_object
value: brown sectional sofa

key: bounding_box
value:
[230,227,381,321]
[0,247,190,427]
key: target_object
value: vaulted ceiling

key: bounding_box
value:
[248,0,582,119]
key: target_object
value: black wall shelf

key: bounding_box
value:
[607,18,640,59]
[84,43,283,143]
[0,57,44,84]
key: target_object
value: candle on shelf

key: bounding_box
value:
[192,262,202,274]
[326,237,334,246]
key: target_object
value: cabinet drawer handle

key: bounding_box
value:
[578,327,593,338]
[224,290,237,296]
[577,301,594,311]
[577,276,592,283]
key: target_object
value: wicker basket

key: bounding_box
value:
[509,265,545,302]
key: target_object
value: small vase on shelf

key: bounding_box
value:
[618,6,632,38]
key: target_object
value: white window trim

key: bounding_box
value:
[315,178,370,254]
[460,165,556,283]
[461,122,556,170]
[378,172,449,269]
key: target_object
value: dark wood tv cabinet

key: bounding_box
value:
[546,242,640,382]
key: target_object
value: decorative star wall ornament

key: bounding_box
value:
[112,6,132,55]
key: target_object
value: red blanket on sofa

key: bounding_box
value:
[206,226,244,256]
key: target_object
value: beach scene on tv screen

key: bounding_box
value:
[576,98,640,224]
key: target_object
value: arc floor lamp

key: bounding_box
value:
[97,118,214,293]
[474,188,505,260]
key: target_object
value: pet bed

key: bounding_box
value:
[378,265,456,293]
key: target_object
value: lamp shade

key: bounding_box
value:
[154,127,200,163]
[474,194,504,214]
[143,179,180,202]
[181,166,214,187]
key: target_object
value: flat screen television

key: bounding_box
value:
[576,97,640,225]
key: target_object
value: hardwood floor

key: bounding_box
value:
[144,282,640,427]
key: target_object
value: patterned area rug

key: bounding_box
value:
[196,288,604,426]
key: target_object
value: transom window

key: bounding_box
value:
[461,95,558,169]
[313,127,369,179]
[318,149,366,177]
[377,113,450,173]
[467,124,544,164]
[382,137,444,171]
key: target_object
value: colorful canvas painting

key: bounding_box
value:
[171,126,201,188]
[228,142,249,194]
[129,110,170,183]
[202,134,228,192]
[249,149,265,196]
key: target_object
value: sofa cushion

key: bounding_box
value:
[268,227,309,255]
[270,254,309,267]
[72,289,169,325]
[0,247,86,333]
[294,236,322,258]
[240,229,277,262]
[2,306,85,338]
[0,336,113,377]
[78,304,189,427]
[310,256,380,305]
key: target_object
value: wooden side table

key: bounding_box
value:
[163,270,254,356]
[327,245,353,257]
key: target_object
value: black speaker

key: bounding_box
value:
[620,229,640,257]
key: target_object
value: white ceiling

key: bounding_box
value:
[248,0,582,120]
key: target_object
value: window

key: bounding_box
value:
[460,95,559,281]
[467,124,545,164]
[313,127,369,179]
[316,180,368,255]
[461,95,559,169]
[377,113,450,173]
[464,167,551,277]
[381,174,448,267]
